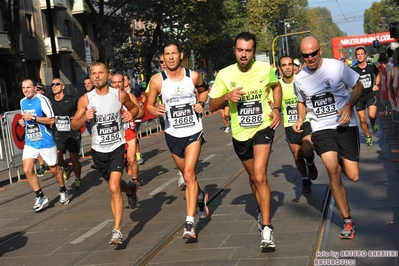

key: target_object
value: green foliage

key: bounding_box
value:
[364,0,399,33]
[85,0,350,80]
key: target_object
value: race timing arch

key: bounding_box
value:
[331,32,396,59]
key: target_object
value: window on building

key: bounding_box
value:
[25,14,35,37]
[70,59,77,83]
[64,20,71,37]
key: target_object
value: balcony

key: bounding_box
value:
[44,36,73,54]
[71,0,88,14]
[40,0,68,10]
[0,31,10,49]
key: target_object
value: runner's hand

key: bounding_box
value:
[226,87,245,103]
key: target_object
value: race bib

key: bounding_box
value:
[97,121,122,145]
[169,103,195,129]
[55,116,71,131]
[26,124,43,141]
[286,104,298,123]
[237,100,263,127]
[311,92,337,118]
[359,74,372,89]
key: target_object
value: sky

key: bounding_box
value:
[308,0,377,36]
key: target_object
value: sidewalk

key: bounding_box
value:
[316,107,399,266]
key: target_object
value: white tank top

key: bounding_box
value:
[160,68,203,138]
[86,87,125,152]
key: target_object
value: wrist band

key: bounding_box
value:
[346,103,353,110]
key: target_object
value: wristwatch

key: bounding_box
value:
[198,101,205,108]
[273,106,282,112]
[31,116,36,121]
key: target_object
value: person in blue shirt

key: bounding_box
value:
[19,78,70,212]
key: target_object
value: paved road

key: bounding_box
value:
[0,106,398,266]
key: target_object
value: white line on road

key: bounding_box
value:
[202,154,216,161]
[70,219,114,244]
[149,176,179,196]
[227,142,232,146]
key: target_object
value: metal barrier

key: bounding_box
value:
[1,111,24,184]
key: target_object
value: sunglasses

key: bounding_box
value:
[302,49,320,58]
[159,60,164,64]
[51,83,62,87]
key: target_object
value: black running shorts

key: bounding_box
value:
[55,131,81,153]
[285,122,312,145]
[165,131,204,157]
[232,126,274,161]
[311,126,359,162]
[92,144,126,181]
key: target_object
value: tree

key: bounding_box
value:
[0,0,24,104]
[364,0,399,34]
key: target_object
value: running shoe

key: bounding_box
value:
[260,225,275,248]
[177,171,186,187]
[372,122,379,132]
[197,191,209,219]
[36,165,48,177]
[182,221,196,239]
[59,191,70,205]
[109,229,123,245]
[33,196,49,212]
[224,126,230,133]
[339,219,356,239]
[127,181,139,209]
[307,163,318,180]
[365,136,373,146]
[136,153,144,165]
[302,179,312,193]
[63,165,73,182]
[257,209,262,232]
[74,178,82,189]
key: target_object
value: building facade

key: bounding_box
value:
[0,0,114,113]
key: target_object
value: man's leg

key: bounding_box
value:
[23,158,40,191]
[242,144,272,226]
[170,140,202,217]
[320,151,351,218]
[69,154,81,179]
[288,143,307,177]
[368,104,378,131]
[107,171,125,231]
[357,110,371,139]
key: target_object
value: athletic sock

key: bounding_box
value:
[186,216,195,224]
[35,189,44,198]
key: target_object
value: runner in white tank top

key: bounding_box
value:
[71,62,140,245]
[147,40,210,239]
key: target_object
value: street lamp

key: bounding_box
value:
[272,30,311,67]
[283,18,294,55]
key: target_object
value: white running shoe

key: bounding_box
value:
[224,126,230,133]
[109,229,123,245]
[59,191,70,205]
[33,196,49,212]
[177,171,186,187]
[260,225,275,248]
[182,221,196,239]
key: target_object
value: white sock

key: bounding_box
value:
[186,216,195,224]
[303,177,309,180]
